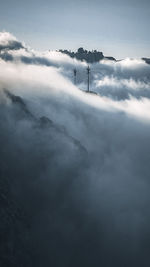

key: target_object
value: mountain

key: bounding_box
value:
[59,47,116,63]
[142,58,150,65]
[3,89,87,154]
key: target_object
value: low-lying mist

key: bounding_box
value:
[0,32,150,267]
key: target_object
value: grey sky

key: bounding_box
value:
[1,0,150,58]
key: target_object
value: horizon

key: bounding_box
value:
[1,0,150,59]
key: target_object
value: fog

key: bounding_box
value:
[0,32,150,267]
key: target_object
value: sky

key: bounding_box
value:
[1,0,150,61]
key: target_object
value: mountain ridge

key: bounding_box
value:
[59,47,116,63]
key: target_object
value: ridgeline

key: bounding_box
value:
[59,47,116,63]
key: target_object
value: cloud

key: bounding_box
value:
[0,32,24,51]
[90,59,150,100]
[1,32,150,267]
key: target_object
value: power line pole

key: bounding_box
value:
[73,68,77,85]
[87,66,90,92]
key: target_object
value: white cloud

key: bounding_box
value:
[1,32,150,266]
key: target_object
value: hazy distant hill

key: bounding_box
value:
[142,58,150,65]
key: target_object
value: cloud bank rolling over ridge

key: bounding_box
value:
[1,32,150,266]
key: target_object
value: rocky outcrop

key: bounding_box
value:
[59,47,116,63]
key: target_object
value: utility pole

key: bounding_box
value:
[73,68,77,85]
[87,66,90,92]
